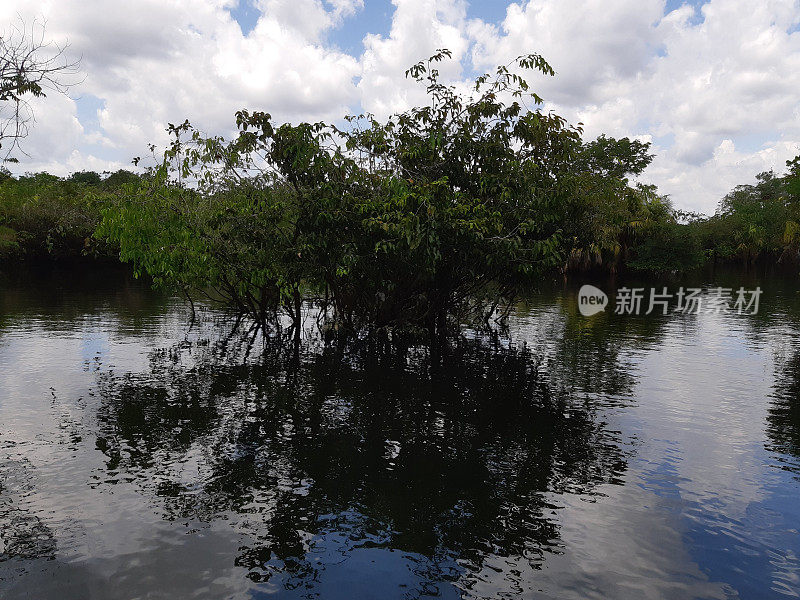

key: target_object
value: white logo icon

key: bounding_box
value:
[578,285,608,316]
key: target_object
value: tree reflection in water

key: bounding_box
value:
[92,332,629,596]
[768,347,800,472]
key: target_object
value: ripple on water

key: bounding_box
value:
[2,269,800,599]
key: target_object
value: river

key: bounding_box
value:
[1,265,798,599]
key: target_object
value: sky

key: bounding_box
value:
[1,0,799,214]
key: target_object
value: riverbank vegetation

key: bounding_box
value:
[96,51,650,338]
[0,169,137,260]
[2,51,799,339]
[693,160,800,266]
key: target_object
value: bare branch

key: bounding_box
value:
[0,15,82,163]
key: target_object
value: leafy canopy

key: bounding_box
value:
[99,51,589,338]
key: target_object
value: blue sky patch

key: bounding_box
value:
[73,94,105,134]
[325,1,393,55]
[228,0,261,36]
[664,0,708,26]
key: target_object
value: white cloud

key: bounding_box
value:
[327,0,365,22]
[467,0,800,212]
[470,0,664,105]
[2,0,359,172]
[358,0,471,118]
[1,0,799,213]
[649,138,800,213]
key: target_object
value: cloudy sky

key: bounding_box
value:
[1,0,799,214]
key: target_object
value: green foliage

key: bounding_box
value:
[108,53,800,333]
[562,134,680,273]
[0,223,18,253]
[627,221,704,273]
[694,165,800,265]
[4,38,796,326]
[564,148,800,273]
[786,156,800,202]
[99,51,587,337]
[0,170,138,261]
[575,134,653,180]
[69,170,103,186]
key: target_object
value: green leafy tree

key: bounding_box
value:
[787,156,800,201]
[716,171,791,264]
[562,136,676,272]
[98,51,585,340]
[688,159,800,267]
[574,134,653,180]
[68,170,102,185]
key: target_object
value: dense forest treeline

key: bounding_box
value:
[0,168,138,261]
[5,152,799,272]
[1,51,799,338]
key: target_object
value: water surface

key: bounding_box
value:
[1,266,799,599]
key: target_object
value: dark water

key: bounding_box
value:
[1,266,799,599]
